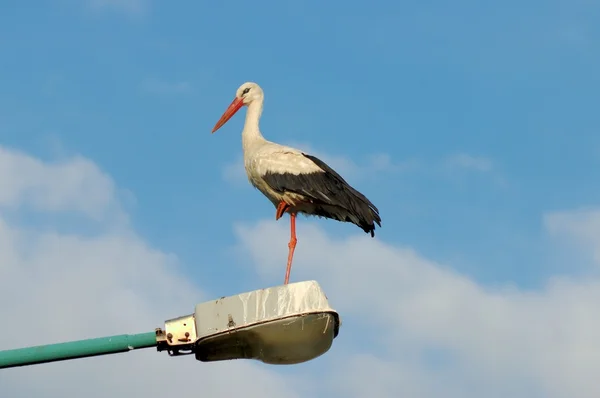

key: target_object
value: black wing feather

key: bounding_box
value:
[262,152,382,236]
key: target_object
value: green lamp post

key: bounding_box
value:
[0,281,341,369]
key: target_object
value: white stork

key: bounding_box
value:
[212,82,382,284]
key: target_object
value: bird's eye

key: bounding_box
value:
[242,87,251,95]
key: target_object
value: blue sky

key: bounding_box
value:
[1,1,600,397]
[3,0,599,287]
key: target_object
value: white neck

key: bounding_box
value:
[242,99,266,152]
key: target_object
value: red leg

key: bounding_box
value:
[275,201,290,220]
[284,213,297,285]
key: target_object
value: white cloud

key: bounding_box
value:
[0,146,125,223]
[445,153,493,172]
[9,141,600,398]
[141,78,192,94]
[233,207,600,398]
[0,145,301,397]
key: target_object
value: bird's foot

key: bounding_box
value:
[275,201,290,220]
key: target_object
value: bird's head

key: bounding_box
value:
[236,82,263,105]
[212,82,263,133]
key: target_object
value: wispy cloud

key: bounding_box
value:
[140,78,191,94]
[87,0,147,15]
[545,207,600,263]
[445,153,493,172]
[222,143,415,187]
[223,146,498,190]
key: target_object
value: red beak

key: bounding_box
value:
[212,97,244,133]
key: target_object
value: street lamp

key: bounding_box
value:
[0,280,340,369]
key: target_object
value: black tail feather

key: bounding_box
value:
[301,154,382,236]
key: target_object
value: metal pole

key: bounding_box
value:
[0,331,158,369]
